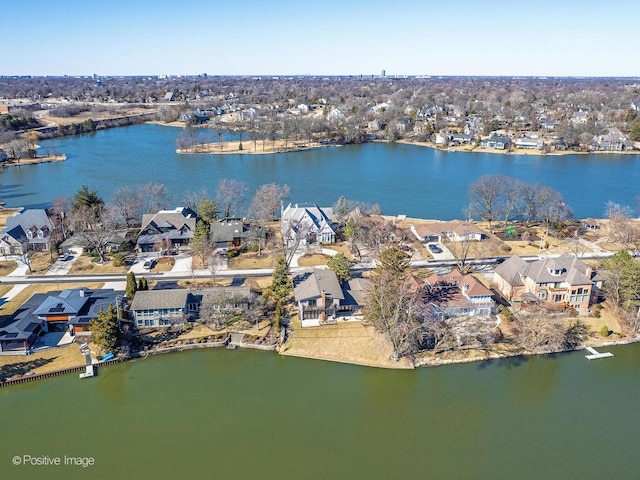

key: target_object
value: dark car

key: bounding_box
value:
[428,244,443,254]
[143,259,157,269]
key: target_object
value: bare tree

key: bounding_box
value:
[363,269,427,362]
[70,204,120,263]
[182,188,210,212]
[604,201,634,244]
[247,183,290,253]
[514,309,568,353]
[467,174,507,229]
[111,186,143,227]
[215,179,247,219]
[139,183,168,214]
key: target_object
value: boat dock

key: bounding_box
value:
[585,346,614,360]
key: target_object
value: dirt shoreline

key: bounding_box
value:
[1,154,66,168]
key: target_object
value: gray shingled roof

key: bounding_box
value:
[495,254,594,287]
[130,289,191,311]
[293,269,344,302]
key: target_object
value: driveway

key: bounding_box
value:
[46,255,78,275]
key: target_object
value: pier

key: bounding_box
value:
[585,346,614,360]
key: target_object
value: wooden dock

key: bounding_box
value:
[585,346,614,360]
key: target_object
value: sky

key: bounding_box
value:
[2,0,640,77]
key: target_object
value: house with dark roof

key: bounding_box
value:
[481,136,511,150]
[293,269,345,327]
[424,270,496,319]
[136,207,197,252]
[210,218,248,248]
[0,288,124,354]
[494,254,603,310]
[130,286,256,328]
[0,209,55,254]
[130,289,193,328]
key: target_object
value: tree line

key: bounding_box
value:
[466,174,572,231]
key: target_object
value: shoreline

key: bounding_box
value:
[1,154,67,168]
[2,334,637,388]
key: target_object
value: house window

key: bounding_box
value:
[552,294,563,302]
[26,231,33,239]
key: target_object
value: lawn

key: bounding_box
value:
[0,343,86,381]
[68,255,129,274]
[0,261,18,275]
[281,315,414,369]
[228,252,277,269]
[25,252,55,274]
[297,253,330,267]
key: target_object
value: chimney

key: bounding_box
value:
[79,289,85,297]
[319,290,327,321]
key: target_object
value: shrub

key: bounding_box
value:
[226,249,239,259]
[499,305,512,322]
[600,325,610,337]
[247,244,259,253]
[112,252,126,267]
[593,310,601,318]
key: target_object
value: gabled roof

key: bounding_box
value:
[34,288,91,316]
[415,220,485,239]
[281,203,336,236]
[426,270,492,298]
[1,209,53,243]
[293,269,344,302]
[138,207,197,244]
[210,219,246,243]
[495,254,595,287]
[130,289,191,311]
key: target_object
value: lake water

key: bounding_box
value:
[1,345,639,480]
[1,123,639,219]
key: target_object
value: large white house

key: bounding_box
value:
[281,203,338,245]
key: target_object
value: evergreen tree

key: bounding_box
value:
[137,277,149,291]
[327,252,351,284]
[197,198,218,224]
[264,257,291,330]
[90,304,120,354]
[126,271,137,299]
[378,247,410,275]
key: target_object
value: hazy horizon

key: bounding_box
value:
[3,0,640,77]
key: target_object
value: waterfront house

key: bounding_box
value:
[493,254,603,310]
[481,136,511,150]
[130,289,193,328]
[136,207,197,252]
[293,269,345,327]
[210,218,248,248]
[281,203,338,245]
[0,209,55,255]
[514,138,544,150]
[589,129,628,151]
[424,270,496,319]
[412,220,486,244]
[0,288,123,354]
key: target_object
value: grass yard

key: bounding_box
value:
[281,315,414,369]
[228,252,277,269]
[0,343,86,381]
[0,261,18,275]
[68,255,129,274]
[25,252,55,274]
[297,253,330,267]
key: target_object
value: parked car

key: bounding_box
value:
[143,259,157,269]
[428,243,443,254]
[59,253,71,261]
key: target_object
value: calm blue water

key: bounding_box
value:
[2,123,638,219]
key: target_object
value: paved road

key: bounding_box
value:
[0,250,622,286]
